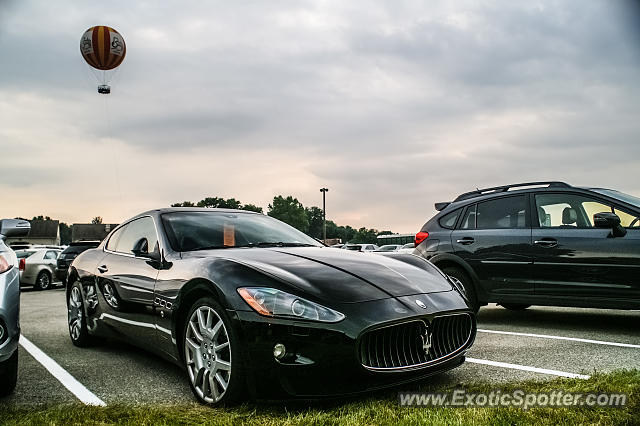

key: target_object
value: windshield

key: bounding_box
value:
[377,245,398,251]
[591,189,640,209]
[161,211,321,251]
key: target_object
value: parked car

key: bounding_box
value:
[343,243,379,252]
[67,208,475,405]
[330,243,344,248]
[56,241,101,284]
[16,248,62,290]
[374,244,402,252]
[0,219,30,396]
[415,181,640,312]
[397,243,415,254]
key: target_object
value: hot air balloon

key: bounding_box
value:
[80,26,126,94]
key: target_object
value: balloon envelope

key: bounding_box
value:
[80,26,126,71]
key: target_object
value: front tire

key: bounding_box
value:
[182,297,245,405]
[67,282,93,347]
[34,271,51,291]
[442,266,479,313]
[0,350,18,397]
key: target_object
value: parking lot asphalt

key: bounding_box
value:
[2,287,639,406]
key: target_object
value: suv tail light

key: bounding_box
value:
[415,231,429,246]
[19,258,25,271]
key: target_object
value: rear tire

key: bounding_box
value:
[501,303,531,311]
[0,350,18,397]
[182,297,246,405]
[34,271,51,291]
[441,266,479,313]
[67,282,94,347]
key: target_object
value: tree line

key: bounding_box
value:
[172,195,394,244]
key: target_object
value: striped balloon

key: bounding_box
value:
[80,26,126,71]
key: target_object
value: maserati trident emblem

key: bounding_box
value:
[421,327,432,354]
[415,299,427,309]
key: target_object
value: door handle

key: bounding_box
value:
[456,237,475,245]
[534,238,558,248]
[97,265,108,273]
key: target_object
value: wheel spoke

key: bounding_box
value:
[209,374,219,400]
[189,321,203,342]
[196,309,207,332]
[215,372,228,391]
[205,308,213,329]
[211,321,222,340]
[216,360,231,371]
[200,369,209,396]
[214,341,229,352]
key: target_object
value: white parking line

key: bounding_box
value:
[19,335,106,406]
[466,357,590,379]
[478,328,640,349]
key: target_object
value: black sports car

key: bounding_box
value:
[67,208,476,404]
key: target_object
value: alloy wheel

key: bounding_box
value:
[68,286,83,341]
[184,306,232,403]
[38,273,50,290]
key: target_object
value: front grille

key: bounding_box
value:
[359,314,474,370]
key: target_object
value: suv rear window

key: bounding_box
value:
[62,243,100,255]
[439,209,461,229]
[476,196,527,229]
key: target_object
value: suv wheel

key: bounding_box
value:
[34,271,51,290]
[442,266,479,313]
[501,303,531,311]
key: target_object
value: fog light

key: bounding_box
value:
[273,343,286,360]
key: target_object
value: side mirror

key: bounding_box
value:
[594,212,627,237]
[0,219,31,241]
[132,238,160,261]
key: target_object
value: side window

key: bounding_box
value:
[535,193,613,228]
[439,209,461,229]
[44,251,58,260]
[476,196,526,229]
[460,205,477,229]
[114,217,159,255]
[614,208,640,228]
[106,225,127,251]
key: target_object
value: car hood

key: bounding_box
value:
[184,247,452,303]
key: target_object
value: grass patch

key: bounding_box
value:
[1,370,638,425]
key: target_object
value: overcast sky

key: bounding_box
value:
[1,0,639,232]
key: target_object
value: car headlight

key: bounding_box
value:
[237,287,345,323]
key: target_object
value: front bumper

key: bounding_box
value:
[0,267,21,362]
[234,290,475,398]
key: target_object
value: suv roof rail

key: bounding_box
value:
[453,181,571,202]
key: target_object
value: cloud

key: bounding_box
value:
[0,0,639,231]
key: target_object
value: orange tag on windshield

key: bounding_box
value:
[223,224,235,246]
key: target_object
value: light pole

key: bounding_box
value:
[320,187,328,243]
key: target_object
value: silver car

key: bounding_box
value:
[0,219,30,396]
[16,248,61,290]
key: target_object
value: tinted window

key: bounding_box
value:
[44,251,59,260]
[460,204,476,229]
[477,196,526,229]
[16,251,36,259]
[614,208,640,228]
[439,209,461,229]
[114,217,159,255]
[536,194,613,228]
[62,243,99,255]
[161,211,320,252]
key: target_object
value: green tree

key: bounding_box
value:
[59,223,71,245]
[196,197,242,209]
[171,201,195,207]
[91,216,103,224]
[349,227,379,244]
[241,204,264,213]
[305,206,324,239]
[268,195,309,233]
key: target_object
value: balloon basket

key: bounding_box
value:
[98,85,111,94]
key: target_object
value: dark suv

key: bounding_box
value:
[55,241,100,283]
[415,181,640,312]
